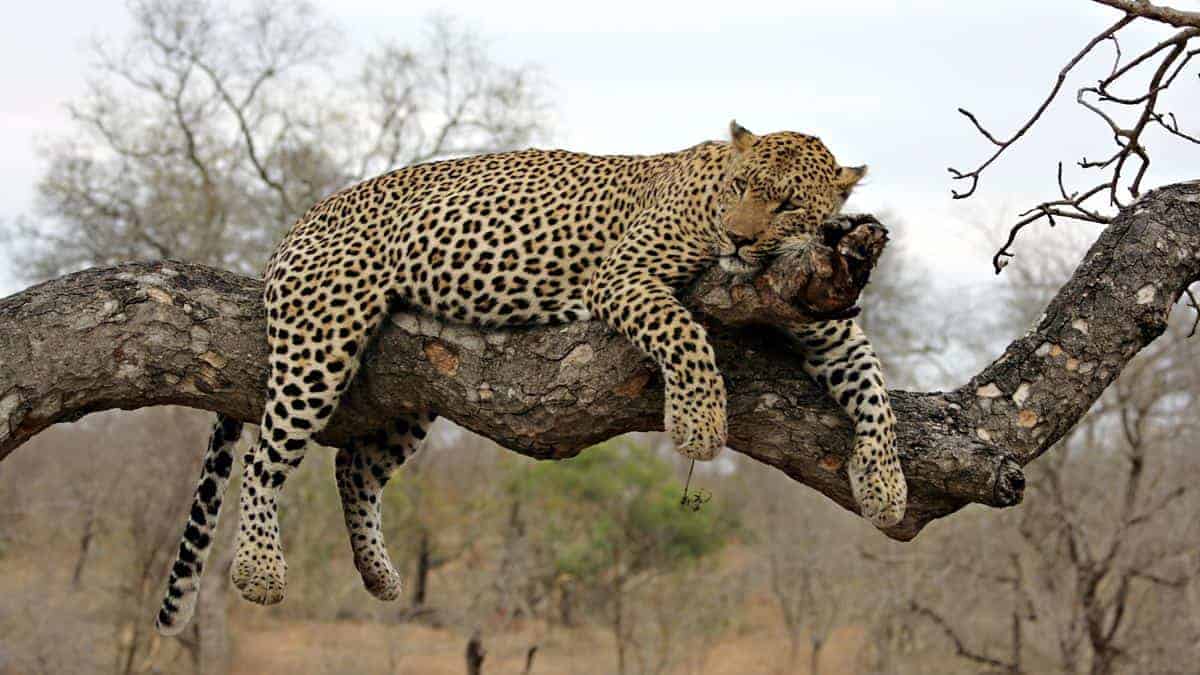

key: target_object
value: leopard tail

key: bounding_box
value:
[154,414,243,636]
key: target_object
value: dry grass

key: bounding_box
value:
[227,600,870,675]
[2,537,868,675]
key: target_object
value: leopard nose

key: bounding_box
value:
[729,232,754,248]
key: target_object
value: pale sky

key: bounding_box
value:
[1,0,1197,296]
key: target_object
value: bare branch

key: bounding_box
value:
[189,57,295,219]
[911,602,1014,670]
[1129,570,1189,588]
[947,15,1135,200]
[951,3,1199,272]
[1126,485,1188,527]
[992,179,1112,272]
[1092,0,1200,28]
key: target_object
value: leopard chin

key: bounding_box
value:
[717,255,761,275]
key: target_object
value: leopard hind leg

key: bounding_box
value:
[231,277,392,605]
[335,411,438,600]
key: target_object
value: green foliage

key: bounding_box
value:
[509,440,738,583]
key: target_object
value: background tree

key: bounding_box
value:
[509,441,740,675]
[0,2,551,673]
[10,0,549,279]
[878,226,1200,674]
[755,469,863,675]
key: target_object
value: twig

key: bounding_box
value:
[1091,0,1200,29]
[947,15,1135,200]
[949,3,1199,273]
[679,460,711,512]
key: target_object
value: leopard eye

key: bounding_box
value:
[774,199,803,214]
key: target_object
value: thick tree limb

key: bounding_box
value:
[1,183,1196,540]
[959,181,1200,464]
[1092,0,1200,29]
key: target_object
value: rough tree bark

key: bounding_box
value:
[0,183,1196,540]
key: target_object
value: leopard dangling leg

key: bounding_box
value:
[788,318,907,528]
[334,411,438,600]
[230,273,392,605]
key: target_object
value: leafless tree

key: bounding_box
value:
[1,4,549,670]
[1014,324,1200,674]
[11,0,549,279]
[105,408,224,675]
[466,628,486,675]
[755,468,856,674]
[896,231,1200,674]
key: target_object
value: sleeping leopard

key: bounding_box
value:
[154,121,907,635]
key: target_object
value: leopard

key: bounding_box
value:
[154,121,907,635]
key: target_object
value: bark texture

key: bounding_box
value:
[1,184,1196,540]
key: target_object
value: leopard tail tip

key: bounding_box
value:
[154,597,196,637]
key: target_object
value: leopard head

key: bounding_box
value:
[718,121,866,272]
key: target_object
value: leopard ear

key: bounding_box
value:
[835,165,868,188]
[729,120,757,153]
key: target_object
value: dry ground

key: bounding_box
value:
[1,539,869,675]
[227,601,868,675]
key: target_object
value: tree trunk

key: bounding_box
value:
[71,511,95,590]
[1,186,1198,538]
[465,630,485,675]
[558,579,574,627]
[613,577,626,675]
[522,645,539,675]
[414,529,431,607]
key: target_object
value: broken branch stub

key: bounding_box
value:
[695,214,889,327]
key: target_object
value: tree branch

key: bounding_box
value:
[911,602,1015,671]
[1092,0,1200,29]
[959,181,1200,466]
[1,184,1198,541]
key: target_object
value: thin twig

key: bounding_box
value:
[951,4,1198,273]
[947,15,1135,200]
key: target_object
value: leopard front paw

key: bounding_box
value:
[848,445,907,529]
[664,388,727,461]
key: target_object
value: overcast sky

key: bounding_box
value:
[1,0,1197,296]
